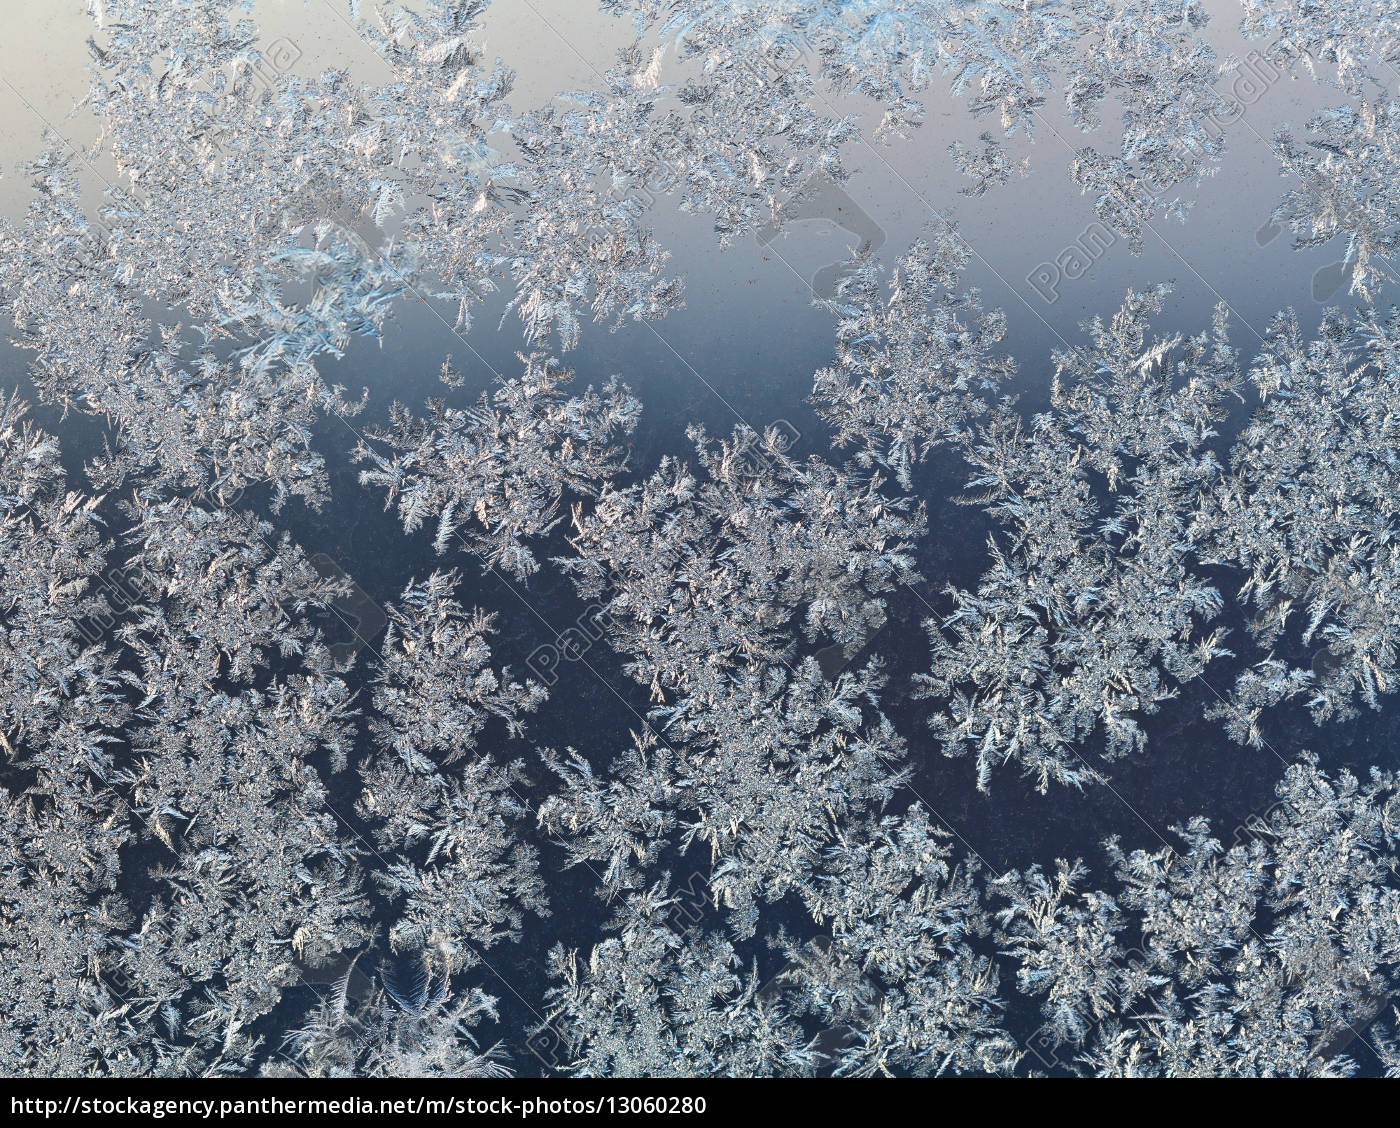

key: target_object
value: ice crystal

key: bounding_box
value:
[1198,306,1400,727]
[539,882,821,1077]
[540,658,909,936]
[358,572,549,965]
[777,806,1017,1077]
[357,355,640,579]
[917,287,1237,791]
[560,423,924,697]
[1268,98,1400,302]
[995,757,1400,1076]
[269,960,511,1079]
[810,222,1014,489]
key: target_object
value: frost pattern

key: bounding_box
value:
[6,0,1400,1081]
[357,356,640,579]
[995,758,1400,1076]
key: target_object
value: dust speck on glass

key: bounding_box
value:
[2,0,1400,1079]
